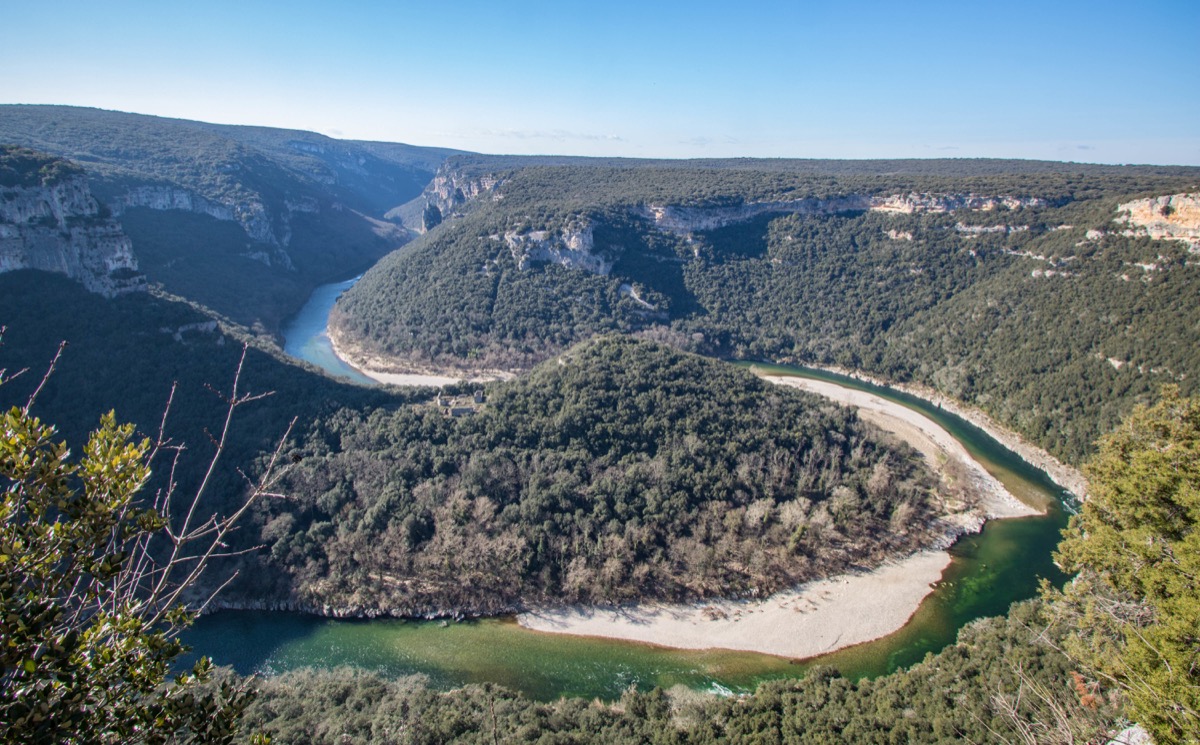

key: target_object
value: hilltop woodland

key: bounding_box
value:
[268,335,942,614]
[3,134,1198,741]
[334,160,1200,464]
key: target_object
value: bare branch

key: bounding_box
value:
[23,340,66,414]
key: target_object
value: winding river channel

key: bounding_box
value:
[184,278,1073,701]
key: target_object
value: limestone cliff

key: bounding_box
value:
[871,193,1047,214]
[502,218,609,274]
[0,174,144,297]
[1117,193,1200,251]
[110,184,299,268]
[390,167,505,232]
[638,193,1048,235]
[637,196,873,234]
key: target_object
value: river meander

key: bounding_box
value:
[185,279,1073,701]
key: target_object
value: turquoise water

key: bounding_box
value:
[280,275,376,385]
[208,284,1072,700]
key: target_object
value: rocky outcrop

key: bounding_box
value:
[427,171,503,216]
[0,175,144,296]
[955,223,1029,236]
[110,183,305,267]
[637,196,873,234]
[110,185,235,222]
[872,193,1047,214]
[1117,193,1200,251]
[638,193,1049,235]
[390,167,506,232]
[503,219,610,274]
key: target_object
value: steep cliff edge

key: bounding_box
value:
[638,193,1050,235]
[0,147,143,297]
[388,167,505,231]
[1118,193,1200,250]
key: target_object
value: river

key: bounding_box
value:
[185,279,1073,701]
[279,275,376,385]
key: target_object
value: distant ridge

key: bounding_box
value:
[0,104,465,330]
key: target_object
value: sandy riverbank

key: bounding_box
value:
[761,376,1040,520]
[328,328,513,387]
[520,551,952,660]
[519,374,1042,658]
[790,365,1087,498]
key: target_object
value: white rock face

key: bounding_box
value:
[871,193,1046,214]
[504,220,610,274]
[637,196,873,234]
[954,223,1029,235]
[111,185,235,222]
[1117,193,1200,251]
[428,172,503,214]
[111,184,302,266]
[0,176,144,296]
[637,193,1048,235]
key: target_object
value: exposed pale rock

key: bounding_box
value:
[111,183,300,266]
[637,196,872,234]
[955,223,1029,235]
[1117,193,1200,251]
[503,219,611,274]
[0,175,144,296]
[872,193,1046,214]
[637,193,1048,236]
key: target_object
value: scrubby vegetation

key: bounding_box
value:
[1047,389,1200,743]
[0,144,83,187]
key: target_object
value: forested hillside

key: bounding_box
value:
[264,335,943,615]
[0,106,458,331]
[333,159,1200,462]
[0,272,943,617]
[0,270,401,515]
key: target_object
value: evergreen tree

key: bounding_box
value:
[1048,387,1200,743]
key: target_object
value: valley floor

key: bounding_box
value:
[518,375,1042,659]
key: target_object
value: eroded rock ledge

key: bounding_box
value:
[0,175,144,297]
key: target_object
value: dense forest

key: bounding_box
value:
[333,160,1200,462]
[264,335,943,614]
[4,127,1197,742]
[0,274,944,616]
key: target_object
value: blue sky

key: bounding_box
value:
[2,0,1197,164]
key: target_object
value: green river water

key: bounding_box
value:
[184,287,1073,701]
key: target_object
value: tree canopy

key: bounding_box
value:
[1049,387,1200,743]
